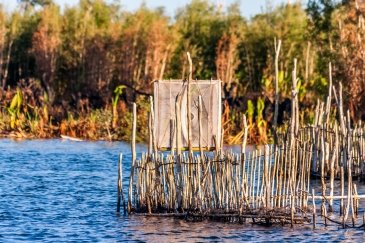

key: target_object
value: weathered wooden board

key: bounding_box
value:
[154,79,221,149]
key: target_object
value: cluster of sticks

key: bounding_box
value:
[116,53,365,228]
[119,82,314,225]
[127,142,315,225]
[274,62,365,228]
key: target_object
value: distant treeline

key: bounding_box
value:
[0,0,364,142]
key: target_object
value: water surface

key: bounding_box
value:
[0,139,364,242]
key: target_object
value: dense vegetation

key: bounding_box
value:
[0,0,363,143]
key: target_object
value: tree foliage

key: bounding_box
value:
[0,0,365,125]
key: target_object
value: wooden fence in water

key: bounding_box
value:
[117,59,365,228]
[117,100,365,228]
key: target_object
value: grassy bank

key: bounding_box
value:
[1,86,284,144]
[0,87,150,142]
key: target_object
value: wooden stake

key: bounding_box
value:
[128,103,137,214]
[150,96,157,156]
[170,119,175,156]
[241,114,248,154]
[341,166,344,215]
[312,189,316,229]
[326,62,333,124]
[148,112,152,154]
[198,95,204,159]
[186,52,193,153]
[273,39,282,144]
[117,153,125,213]
[264,145,271,209]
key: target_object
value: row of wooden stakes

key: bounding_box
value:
[117,60,365,227]
[116,100,365,227]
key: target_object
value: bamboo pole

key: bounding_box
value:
[264,145,271,209]
[170,119,175,156]
[338,83,346,135]
[186,52,193,153]
[292,58,299,136]
[117,153,125,213]
[344,111,353,226]
[273,39,282,144]
[313,189,316,229]
[252,150,258,208]
[321,136,326,215]
[150,96,157,156]
[341,166,345,215]
[354,183,359,216]
[176,94,182,156]
[148,112,152,154]
[241,114,248,154]
[257,151,262,207]
[128,103,137,214]
[198,95,204,160]
[329,145,336,212]
[326,63,333,124]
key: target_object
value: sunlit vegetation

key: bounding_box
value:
[0,0,364,143]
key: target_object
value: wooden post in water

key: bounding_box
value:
[241,114,248,154]
[197,95,204,208]
[128,103,137,214]
[176,94,182,156]
[186,52,193,153]
[273,39,282,145]
[117,153,125,213]
[175,93,183,209]
[198,95,204,160]
[344,111,353,227]
[354,184,359,216]
[329,146,336,212]
[148,112,152,155]
[292,58,299,136]
[338,83,346,136]
[264,145,271,209]
[240,115,248,211]
[321,136,326,215]
[186,53,193,208]
[150,96,157,157]
[170,119,175,156]
[324,204,328,227]
[325,63,332,124]
[341,166,344,215]
[312,189,316,229]
[291,194,294,228]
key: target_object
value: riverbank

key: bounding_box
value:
[0,109,135,142]
[1,87,273,144]
[0,89,150,142]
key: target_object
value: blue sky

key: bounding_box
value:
[0,0,307,18]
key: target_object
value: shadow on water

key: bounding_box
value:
[0,139,365,241]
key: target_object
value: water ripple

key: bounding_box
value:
[1,139,365,241]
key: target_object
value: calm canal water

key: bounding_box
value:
[1,139,365,242]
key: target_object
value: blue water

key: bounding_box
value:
[0,139,365,242]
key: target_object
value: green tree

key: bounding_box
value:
[117,5,173,95]
[239,2,307,97]
[0,6,7,88]
[306,0,340,74]
[216,2,246,84]
[32,3,61,104]
[58,0,120,106]
[170,0,225,79]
